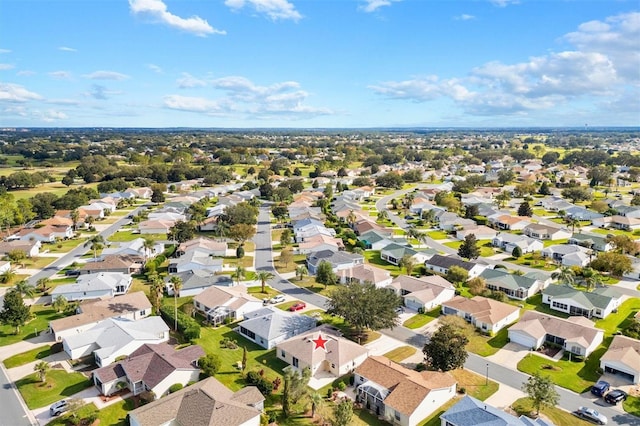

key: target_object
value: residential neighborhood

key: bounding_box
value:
[0,129,639,426]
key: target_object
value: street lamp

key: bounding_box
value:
[485,363,489,385]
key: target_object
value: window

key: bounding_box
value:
[394,410,401,421]
[140,310,146,316]
[552,301,568,310]
[293,357,299,368]
[281,350,285,358]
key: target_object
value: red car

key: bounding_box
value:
[289,302,306,311]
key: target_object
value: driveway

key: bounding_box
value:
[485,342,531,370]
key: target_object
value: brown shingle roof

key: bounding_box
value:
[510,310,603,346]
[441,296,519,325]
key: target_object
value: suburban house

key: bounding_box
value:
[127,376,264,426]
[455,225,498,241]
[236,307,317,349]
[101,238,164,260]
[488,214,532,231]
[492,233,543,254]
[63,316,170,367]
[567,233,612,252]
[523,223,572,241]
[92,342,205,398]
[353,219,390,236]
[437,214,476,232]
[80,254,143,275]
[0,240,41,258]
[593,215,640,231]
[388,275,455,312]
[276,326,369,382]
[296,234,345,255]
[306,250,364,275]
[440,395,554,426]
[358,230,400,251]
[480,269,546,300]
[51,272,132,302]
[354,356,457,426]
[165,269,233,297]
[138,219,175,234]
[380,243,435,266]
[600,335,640,384]
[542,285,623,319]
[541,244,592,267]
[49,291,152,341]
[564,206,604,222]
[167,250,223,274]
[193,285,264,326]
[508,311,604,357]
[441,296,520,335]
[337,263,393,288]
[14,224,73,243]
[177,237,227,258]
[424,254,491,279]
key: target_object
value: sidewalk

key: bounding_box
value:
[0,333,55,362]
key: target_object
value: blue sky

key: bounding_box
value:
[1,0,638,128]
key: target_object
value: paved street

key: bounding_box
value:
[0,364,36,426]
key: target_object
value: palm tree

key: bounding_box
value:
[14,280,35,299]
[565,217,580,233]
[85,235,105,260]
[346,210,357,228]
[309,392,323,419]
[377,210,389,222]
[169,275,183,331]
[255,271,274,294]
[551,266,575,287]
[406,228,427,246]
[0,270,16,284]
[141,236,155,265]
[70,209,80,232]
[295,265,308,281]
[582,268,603,292]
[149,279,163,315]
[36,277,50,293]
[399,255,417,277]
[232,266,246,286]
[34,361,50,383]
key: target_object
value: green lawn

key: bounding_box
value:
[276,300,304,311]
[595,298,640,335]
[403,307,440,329]
[383,346,417,363]
[623,395,640,417]
[504,255,557,271]
[193,322,289,393]
[591,228,633,237]
[0,305,66,347]
[247,285,280,298]
[512,398,592,425]
[443,240,494,257]
[108,231,165,242]
[46,238,84,253]
[427,230,450,240]
[223,255,255,269]
[47,399,137,426]
[23,256,56,269]
[543,238,569,247]
[3,345,52,368]
[516,352,601,394]
[363,250,402,277]
[466,327,511,357]
[16,370,92,409]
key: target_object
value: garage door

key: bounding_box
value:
[604,366,636,383]
[509,331,537,349]
[405,298,422,311]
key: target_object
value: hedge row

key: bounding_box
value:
[160,305,201,340]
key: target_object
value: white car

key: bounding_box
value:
[50,400,70,416]
[575,406,607,425]
[270,295,286,304]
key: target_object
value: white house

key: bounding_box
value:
[337,264,393,288]
[388,275,455,312]
[508,311,604,357]
[63,316,170,367]
[193,285,264,326]
[440,395,552,426]
[51,272,132,302]
[424,255,490,279]
[441,296,520,335]
[542,285,622,319]
[354,356,457,426]
[492,233,543,254]
[165,269,234,298]
[600,335,640,384]
[236,307,317,349]
[167,249,223,274]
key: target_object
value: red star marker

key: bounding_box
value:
[312,333,329,351]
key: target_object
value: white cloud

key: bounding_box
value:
[41,109,68,121]
[454,14,475,21]
[225,0,302,21]
[17,70,36,76]
[359,0,400,13]
[147,64,163,73]
[164,75,332,119]
[490,0,519,7]
[85,84,122,100]
[0,83,42,102]
[58,46,77,52]
[129,0,225,36]
[177,72,207,88]
[49,71,72,80]
[0,49,11,54]
[83,71,130,80]
[0,63,15,70]
[370,11,637,118]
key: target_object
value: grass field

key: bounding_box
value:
[511,397,592,425]
[623,395,640,417]
[0,306,66,347]
[466,327,511,357]
[16,370,92,409]
[517,352,600,394]
[3,345,52,368]
[383,346,417,363]
[403,307,440,329]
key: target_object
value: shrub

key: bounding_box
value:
[458,386,466,394]
[200,354,222,377]
[168,383,184,393]
[245,370,274,396]
[415,363,427,372]
[236,246,245,258]
[184,326,200,341]
[327,387,334,398]
[337,381,346,391]
[160,305,201,339]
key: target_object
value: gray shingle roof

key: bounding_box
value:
[440,395,554,426]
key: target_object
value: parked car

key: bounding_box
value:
[64,269,80,277]
[590,380,610,397]
[50,400,70,416]
[289,302,306,311]
[604,389,628,405]
[269,295,286,304]
[575,406,607,425]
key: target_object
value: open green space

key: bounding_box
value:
[403,307,440,329]
[16,370,92,409]
[466,326,511,357]
[512,397,592,425]
[443,240,494,257]
[382,346,417,363]
[0,305,66,347]
[623,395,640,417]
[363,250,402,277]
[503,254,557,271]
[3,345,52,368]
[108,231,165,242]
[595,297,640,335]
[517,351,601,394]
